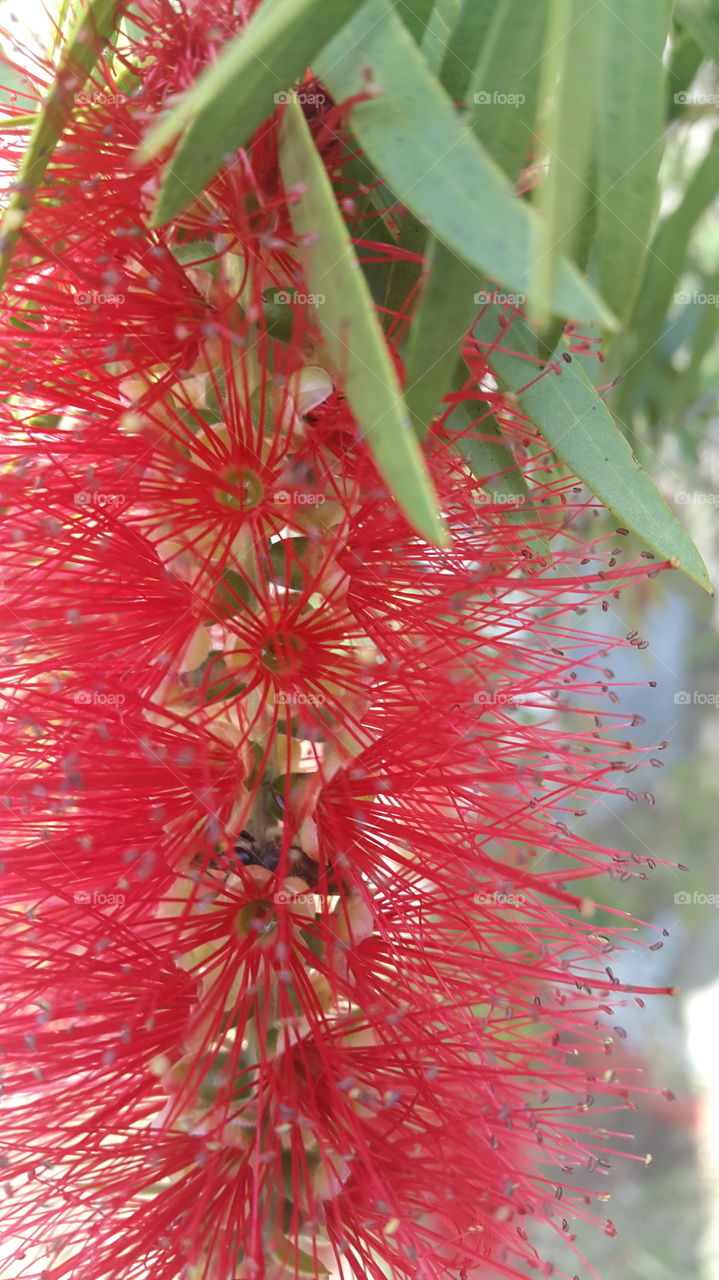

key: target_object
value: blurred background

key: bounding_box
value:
[1,2,719,1277]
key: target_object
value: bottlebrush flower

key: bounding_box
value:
[0,7,676,1280]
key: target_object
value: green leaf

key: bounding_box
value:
[614,135,719,415]
[390,0,436,41]
[334,149,413,316]
[465,0,548,182]
[531,0,601,329]
[381,210,428,329]
[404,238,482,437]
[271,1243,329,1277]
[473,308,711,591]
[536,156,599,364]
[455,410,533,512]
[674,268,719,409]
[439,0,495,104]
[448,381,549,558]
[667,29,703,121]
[168,241,221,276]
[0,0,122,290]
[421,0,462,73]
[315,0,613,326]
[0,113,37,131]
[278,96,447,546]
[595,0,667,327]
[676,0,719,62]
[0,45,33,111]
[141,0,362,227]
[118,4,151,46]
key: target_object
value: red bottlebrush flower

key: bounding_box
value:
[0,8,676,1280]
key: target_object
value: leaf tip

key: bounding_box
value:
[429,520,451,550]
[670,554,713,594]
[148,184,182,228]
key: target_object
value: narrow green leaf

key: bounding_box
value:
[675,267,719,408]
[676,0,719,62]
[315,0,615,327]
[357,205,407,310]
[531,0,601,329]
[667,29,703,121]
[466,0,548,182]
[439,0,495,104]
[50,0,74,59]
[448,385,549,558]
[118,4,151,46]
[390,0,436,42]
[0,113,37,131]
[169,241,222,279]
[272,1244,328,1278]
[0,0,122,290]
[382,212,428,329]
[278,96,447,546]
[404,238,482,437]
[337,145,425,318]
[537,156,599,364]
[141,0,362,227]
[473,308,711,591]
[614,135,719,415]
[455,409,534,513]
[0,46,33,110]
[421,0,462,74]
[595,0,667,327]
